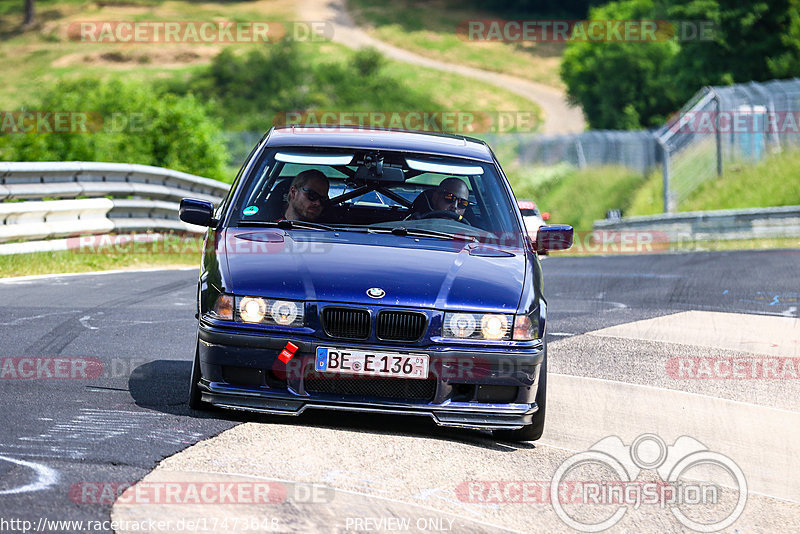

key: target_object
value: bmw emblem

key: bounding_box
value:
[367,287,385,299]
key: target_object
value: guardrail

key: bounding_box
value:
[0,162,230,254]
[594,205,800,242]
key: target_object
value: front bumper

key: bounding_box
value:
[197,323,545,430]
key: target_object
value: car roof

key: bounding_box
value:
[517,199,537,210]
[265,125,495,163]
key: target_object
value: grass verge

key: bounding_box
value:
[628,148,800,216]
[506,164,646,230]
[0,236,202,278]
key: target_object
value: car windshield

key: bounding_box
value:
[228,148,523,246]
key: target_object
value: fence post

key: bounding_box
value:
[708,86,723,176]
[657,136,673,213]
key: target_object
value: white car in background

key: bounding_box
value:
[517,199,550,237]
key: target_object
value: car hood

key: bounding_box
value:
[223,230,526,311]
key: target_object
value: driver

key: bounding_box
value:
[408,176,470,221]
[431,177,470,215]
[283,169,330,222]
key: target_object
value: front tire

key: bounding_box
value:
[493,348,547,442]
[188,340,207,410]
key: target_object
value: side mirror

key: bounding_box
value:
[179,198,215,227]
[535,224,573,252]
[541,212,550,221]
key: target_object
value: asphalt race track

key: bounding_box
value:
[0,250,798,533]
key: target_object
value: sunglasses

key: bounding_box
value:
[300,187,328,203]
[442,192,470,209]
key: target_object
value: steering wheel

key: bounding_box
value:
[420,210,470,224]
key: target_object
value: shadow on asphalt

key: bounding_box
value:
[129,360,537,452]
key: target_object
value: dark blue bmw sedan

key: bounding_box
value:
[179,125,573,441]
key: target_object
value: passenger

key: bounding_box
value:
[283,169,330,222]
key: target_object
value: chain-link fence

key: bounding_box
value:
[507,78,800,213]
[510,130,659,174]
[656,78,800,212]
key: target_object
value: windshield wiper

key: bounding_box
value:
[236,220,336,231]
[369,226,477,242]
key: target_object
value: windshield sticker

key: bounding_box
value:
[243,206,259,216]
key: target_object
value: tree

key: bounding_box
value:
[23,0,35,27]
[667,0,800,88]
[0,79,229,181]
[560,0,680,129]
[560,0,800,129]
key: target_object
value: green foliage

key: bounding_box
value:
[561,0,800,129]
[561,0,681,129]
[665,0,800,95]
[467,0,604,17]
[0,79,229,180]
[166,41,439,131]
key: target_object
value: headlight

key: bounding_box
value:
[447,313,477,337]
[239,297,267,323]
[481,314,509,340]
[443,312,512,341]
[270,300,299,325]
[235,296,304,327]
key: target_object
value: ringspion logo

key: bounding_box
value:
[550,434,747,532]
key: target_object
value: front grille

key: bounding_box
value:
[322,307,370,339]
[377,310,427,341]
[304,371,436,401]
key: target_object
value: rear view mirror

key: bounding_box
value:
[536,224,573,252]
[353,164,405,183]
[179,198,215,227]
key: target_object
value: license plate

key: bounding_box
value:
[315,347,429,379]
